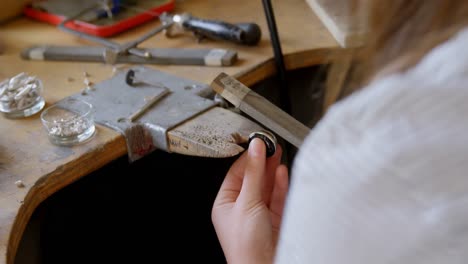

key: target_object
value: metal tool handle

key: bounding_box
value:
[180,14,262,46]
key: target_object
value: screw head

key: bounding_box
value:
[248,130,277,157]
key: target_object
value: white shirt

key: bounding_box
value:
[275,28,468,264]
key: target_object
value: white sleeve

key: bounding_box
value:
[274,29,468,263]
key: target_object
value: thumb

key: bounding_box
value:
[238,138,267,204]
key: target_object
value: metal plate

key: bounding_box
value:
[65,66,216,161]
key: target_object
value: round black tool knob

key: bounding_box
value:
[125,69,136,86]
[237,23,262,46]
[248,130,277,157]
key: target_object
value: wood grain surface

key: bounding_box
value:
[0,0,340,263]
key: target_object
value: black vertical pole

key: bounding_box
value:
[262,0,294,164]
[261,0,291,114]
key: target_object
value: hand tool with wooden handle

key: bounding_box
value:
[21,45,237,66]
[210,72,310,148]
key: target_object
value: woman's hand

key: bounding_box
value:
[212,138,289,264]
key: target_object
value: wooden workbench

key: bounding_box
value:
[0,0,340,263]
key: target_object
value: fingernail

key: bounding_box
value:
[249,138,264,157]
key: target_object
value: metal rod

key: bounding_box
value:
[261,0,291,114]
[119,20,174,53]
[261,0,295,163]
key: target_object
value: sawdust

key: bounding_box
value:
[177,124,234,150]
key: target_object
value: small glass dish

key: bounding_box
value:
[0,73,45,118]
[40,98,96,146]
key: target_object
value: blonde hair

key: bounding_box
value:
[350,0,468,89]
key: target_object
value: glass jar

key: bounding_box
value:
[0,72,45,118]
[40,98,96,146]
